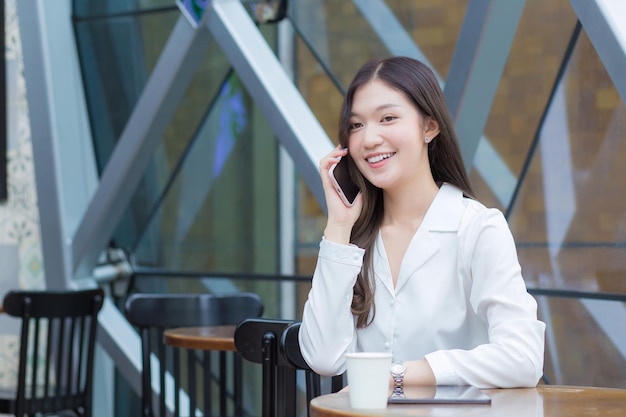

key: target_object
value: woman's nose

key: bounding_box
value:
[362,125,383,148]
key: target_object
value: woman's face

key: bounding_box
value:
[347,79,434,192]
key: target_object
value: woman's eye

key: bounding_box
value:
[349,122,363,130]
[382,115,396,122]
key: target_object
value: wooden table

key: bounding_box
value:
[163,325,240,416]
[163,325,236,351]
[310,385,626,416]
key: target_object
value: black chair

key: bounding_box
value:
[124,292,264,417]
[234,319,344,417]
[279,322,344,417]
[234,318,293,417]
[0,288,105,417]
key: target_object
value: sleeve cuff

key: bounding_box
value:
[424,351,461,386]
[319,237,365,266]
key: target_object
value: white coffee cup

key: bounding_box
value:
[345,352,393,409]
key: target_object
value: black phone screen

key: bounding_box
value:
[330,157,360,206]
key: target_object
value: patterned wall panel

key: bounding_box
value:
[0,0,45,389]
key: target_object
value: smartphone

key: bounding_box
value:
[329,156,360,207]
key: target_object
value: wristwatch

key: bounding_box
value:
[390,361,406,389]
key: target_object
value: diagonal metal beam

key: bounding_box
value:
[71,17,212,278]
[206,0,334,207]
[570,0,626,103]
[444,0,526,169]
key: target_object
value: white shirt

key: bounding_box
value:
[299,184,545,388]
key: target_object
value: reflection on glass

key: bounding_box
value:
[474,0,579,210]
[539,80,576,264]
[511,29,626,290]
[509,27,626,388]
[289,0,388,89]
[539,296,626,387]
[170,77,247,254]
[74,4,234,250]
[133,73,279,277]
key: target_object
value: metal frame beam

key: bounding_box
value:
[444,0,526,169]
[570,0,626,102]
[18,2,67,289]
[207,0,333,208]
[18,0,97,289]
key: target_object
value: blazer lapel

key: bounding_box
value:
[394,184,465,293]
[374,232,395,296]
[394,226,439,293]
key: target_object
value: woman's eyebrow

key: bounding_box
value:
[350,103,402,117]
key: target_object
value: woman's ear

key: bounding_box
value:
[424,117,440,139]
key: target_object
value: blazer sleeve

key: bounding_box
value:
[299,238,365,376]
[425,207,546,388]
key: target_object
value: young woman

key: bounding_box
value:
[299,56,545,389]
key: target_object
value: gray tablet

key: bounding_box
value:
[388,385,492,404]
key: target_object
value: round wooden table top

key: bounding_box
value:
[310,385,626,417]
[163,325,236,351]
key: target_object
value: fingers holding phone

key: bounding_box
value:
[320,148,363,244]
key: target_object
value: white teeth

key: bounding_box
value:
[367,153,394,163]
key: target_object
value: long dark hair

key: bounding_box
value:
[338,56,474,328]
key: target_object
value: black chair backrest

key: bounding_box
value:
[125,292,263,328]
[0,288,104,417]
[124,292,264,417]
[234,318,344,417]
[234,318,293,366]
[234,318,293,417]
[280,322,344,416]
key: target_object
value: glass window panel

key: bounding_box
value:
[385,0,468,78]
[508,25,626,388]
[131,72,282,320]
[73,0,176,18]
[289,0,390,90]
[471,0,578,210]
[290,0,466,90]
[133,73,279,275]
[113,44,231,250]
[75,6,232,249]
[509,28,626,292]
[538,296,626,388]
[73,9,180,173]
[293,30,340,269]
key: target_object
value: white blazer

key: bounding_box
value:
[299,183,545,388]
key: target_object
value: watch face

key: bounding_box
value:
[391,362,405,374]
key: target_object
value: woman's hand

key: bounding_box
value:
[320,146,363,245]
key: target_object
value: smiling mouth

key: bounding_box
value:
[367,153,395,164]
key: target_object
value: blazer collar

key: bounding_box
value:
[374,183,466,295]
[425,183,465,232]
